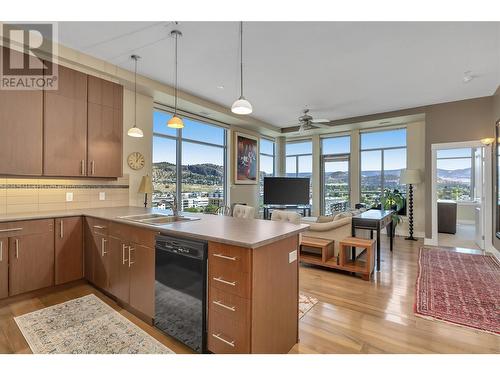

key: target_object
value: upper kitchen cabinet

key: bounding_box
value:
[0,47,43,176]
[44,64,88,176]
[87,75,123,177]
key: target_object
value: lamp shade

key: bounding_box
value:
[167,115,184,129]
[231,97,253,115]
[138,175,153,194]
[127,126,144,138]
[400,169,422,184]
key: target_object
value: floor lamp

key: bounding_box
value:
[400,169,421,241]
[138,175,153,208]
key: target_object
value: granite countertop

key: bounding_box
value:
[0,206,309,249]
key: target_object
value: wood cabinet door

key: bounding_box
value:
[92,233,110,292]
[83,219,95,283]
[87,76,123,178]
[8,232,55,296]
[55,217,83,285]
[129,243,155,318]
[44,65,88,176]
[109,236,130,303]
[0,238,8,299]
[0,48,43,176]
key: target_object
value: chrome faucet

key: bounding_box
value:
[165,196,179,216]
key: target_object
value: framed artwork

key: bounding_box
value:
[234,132,259,184]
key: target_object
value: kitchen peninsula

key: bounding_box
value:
[0,206,308,354]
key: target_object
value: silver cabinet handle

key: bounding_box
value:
[213,276,236,286]
[81,160,85,175]
[122,243,128,264]
[0,241,3,262]
[128,246,135,268]
[60,220,64,239]
[0,228,23,233]
[213,253,237,261]
[213,300,236,312]
[101,238,107,256]
[212,333,235,348]
[15,239,19,259]
[93,225,106,229]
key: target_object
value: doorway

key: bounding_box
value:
[430,141,492,251]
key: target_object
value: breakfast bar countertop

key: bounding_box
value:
[0,206,308,249]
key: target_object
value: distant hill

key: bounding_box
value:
[152,162,223,187]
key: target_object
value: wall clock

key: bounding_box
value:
[127,152,145,170]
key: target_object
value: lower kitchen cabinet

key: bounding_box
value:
[0,238,8,299]
[55,217,83,285]
[84,218,111,293]
[129,243,155,318]
[7,220,55,296]
[109,236,130,303]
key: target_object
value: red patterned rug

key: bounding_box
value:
[415,247,500,335]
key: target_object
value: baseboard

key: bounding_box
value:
[485,245,500,261]
[394,227,424,239]
[424,237,438,246]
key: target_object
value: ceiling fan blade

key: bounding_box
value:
[311,119,330,123]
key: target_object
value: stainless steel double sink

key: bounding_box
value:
[118,213,200,226]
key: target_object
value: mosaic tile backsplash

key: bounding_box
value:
[0,175,130,215]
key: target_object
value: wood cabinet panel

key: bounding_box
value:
[44,65,87,176]
[8,230,55,296]
[0,48,42,176]
[0,219,54,239]
[209,259,250,299]
[109,222,156,248]
[109,236,130,303]
[83,217,110,291]
[55,217,83,285]
[208,309,250,354]
[129,243,155,318]
[208,241,251,273]
[0,239,8,299]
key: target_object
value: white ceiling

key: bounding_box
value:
[58,21,500,128]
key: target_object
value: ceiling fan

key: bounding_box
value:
[297,109,331,133]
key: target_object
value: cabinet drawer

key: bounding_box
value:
[209,287,250,321]
[0,219,54,239]
[209,260,250,298]
[208,242,251,273]
[86,217,108,236]
[109,222,156,247]
[208,309,250,354]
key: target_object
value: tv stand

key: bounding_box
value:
[263,205,311,220]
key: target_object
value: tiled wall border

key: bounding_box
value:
[0,184,129,189]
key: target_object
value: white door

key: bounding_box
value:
[474,147,484,249]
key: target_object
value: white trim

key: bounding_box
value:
[430,140,492,251]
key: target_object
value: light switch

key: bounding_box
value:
[99,192,106,201]
[289,249,297,263]
[66,192,73,202]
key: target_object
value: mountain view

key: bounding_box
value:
[152,162,224,193]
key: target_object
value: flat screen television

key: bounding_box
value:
[263,177,310,205]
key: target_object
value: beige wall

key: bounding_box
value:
[424,96,494,237]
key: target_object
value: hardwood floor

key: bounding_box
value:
[0,235,498,354]
[292,235,500,353]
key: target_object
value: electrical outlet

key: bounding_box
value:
[289,249,297,263]
[99,192,106,201]
[66,192,73,202]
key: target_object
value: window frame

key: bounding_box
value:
[286,139,313,207]
[359,128,407,208]
[436,147,475,202]
[152,106,228,210]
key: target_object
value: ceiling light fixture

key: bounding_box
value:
[167,29,184,129]
[463,70,474,83]
[231,21,253,115]
[127,55,144,138]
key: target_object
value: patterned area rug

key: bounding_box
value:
[299,293,319,319]
[415,247,500,335]
[14,294,174,354]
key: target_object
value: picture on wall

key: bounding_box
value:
[235,132,259,184]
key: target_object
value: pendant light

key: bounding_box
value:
[127,54,144,138]
[167,29,184,128]
[231,21,253,115]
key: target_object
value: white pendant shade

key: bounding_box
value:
[231,96,253,115]
[127,126,144,138]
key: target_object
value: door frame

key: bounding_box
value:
[429,140,493,252]
[320,153,350,215]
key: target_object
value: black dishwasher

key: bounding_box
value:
[154,235,208,353]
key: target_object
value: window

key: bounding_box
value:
[321,135,350,214]
[286,140,312,205]
[259,138,275,207]
[360,128,407,208]
[152,109,227,213]
[436,148,474,201]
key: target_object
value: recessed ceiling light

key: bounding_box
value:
[216,85,224,89]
